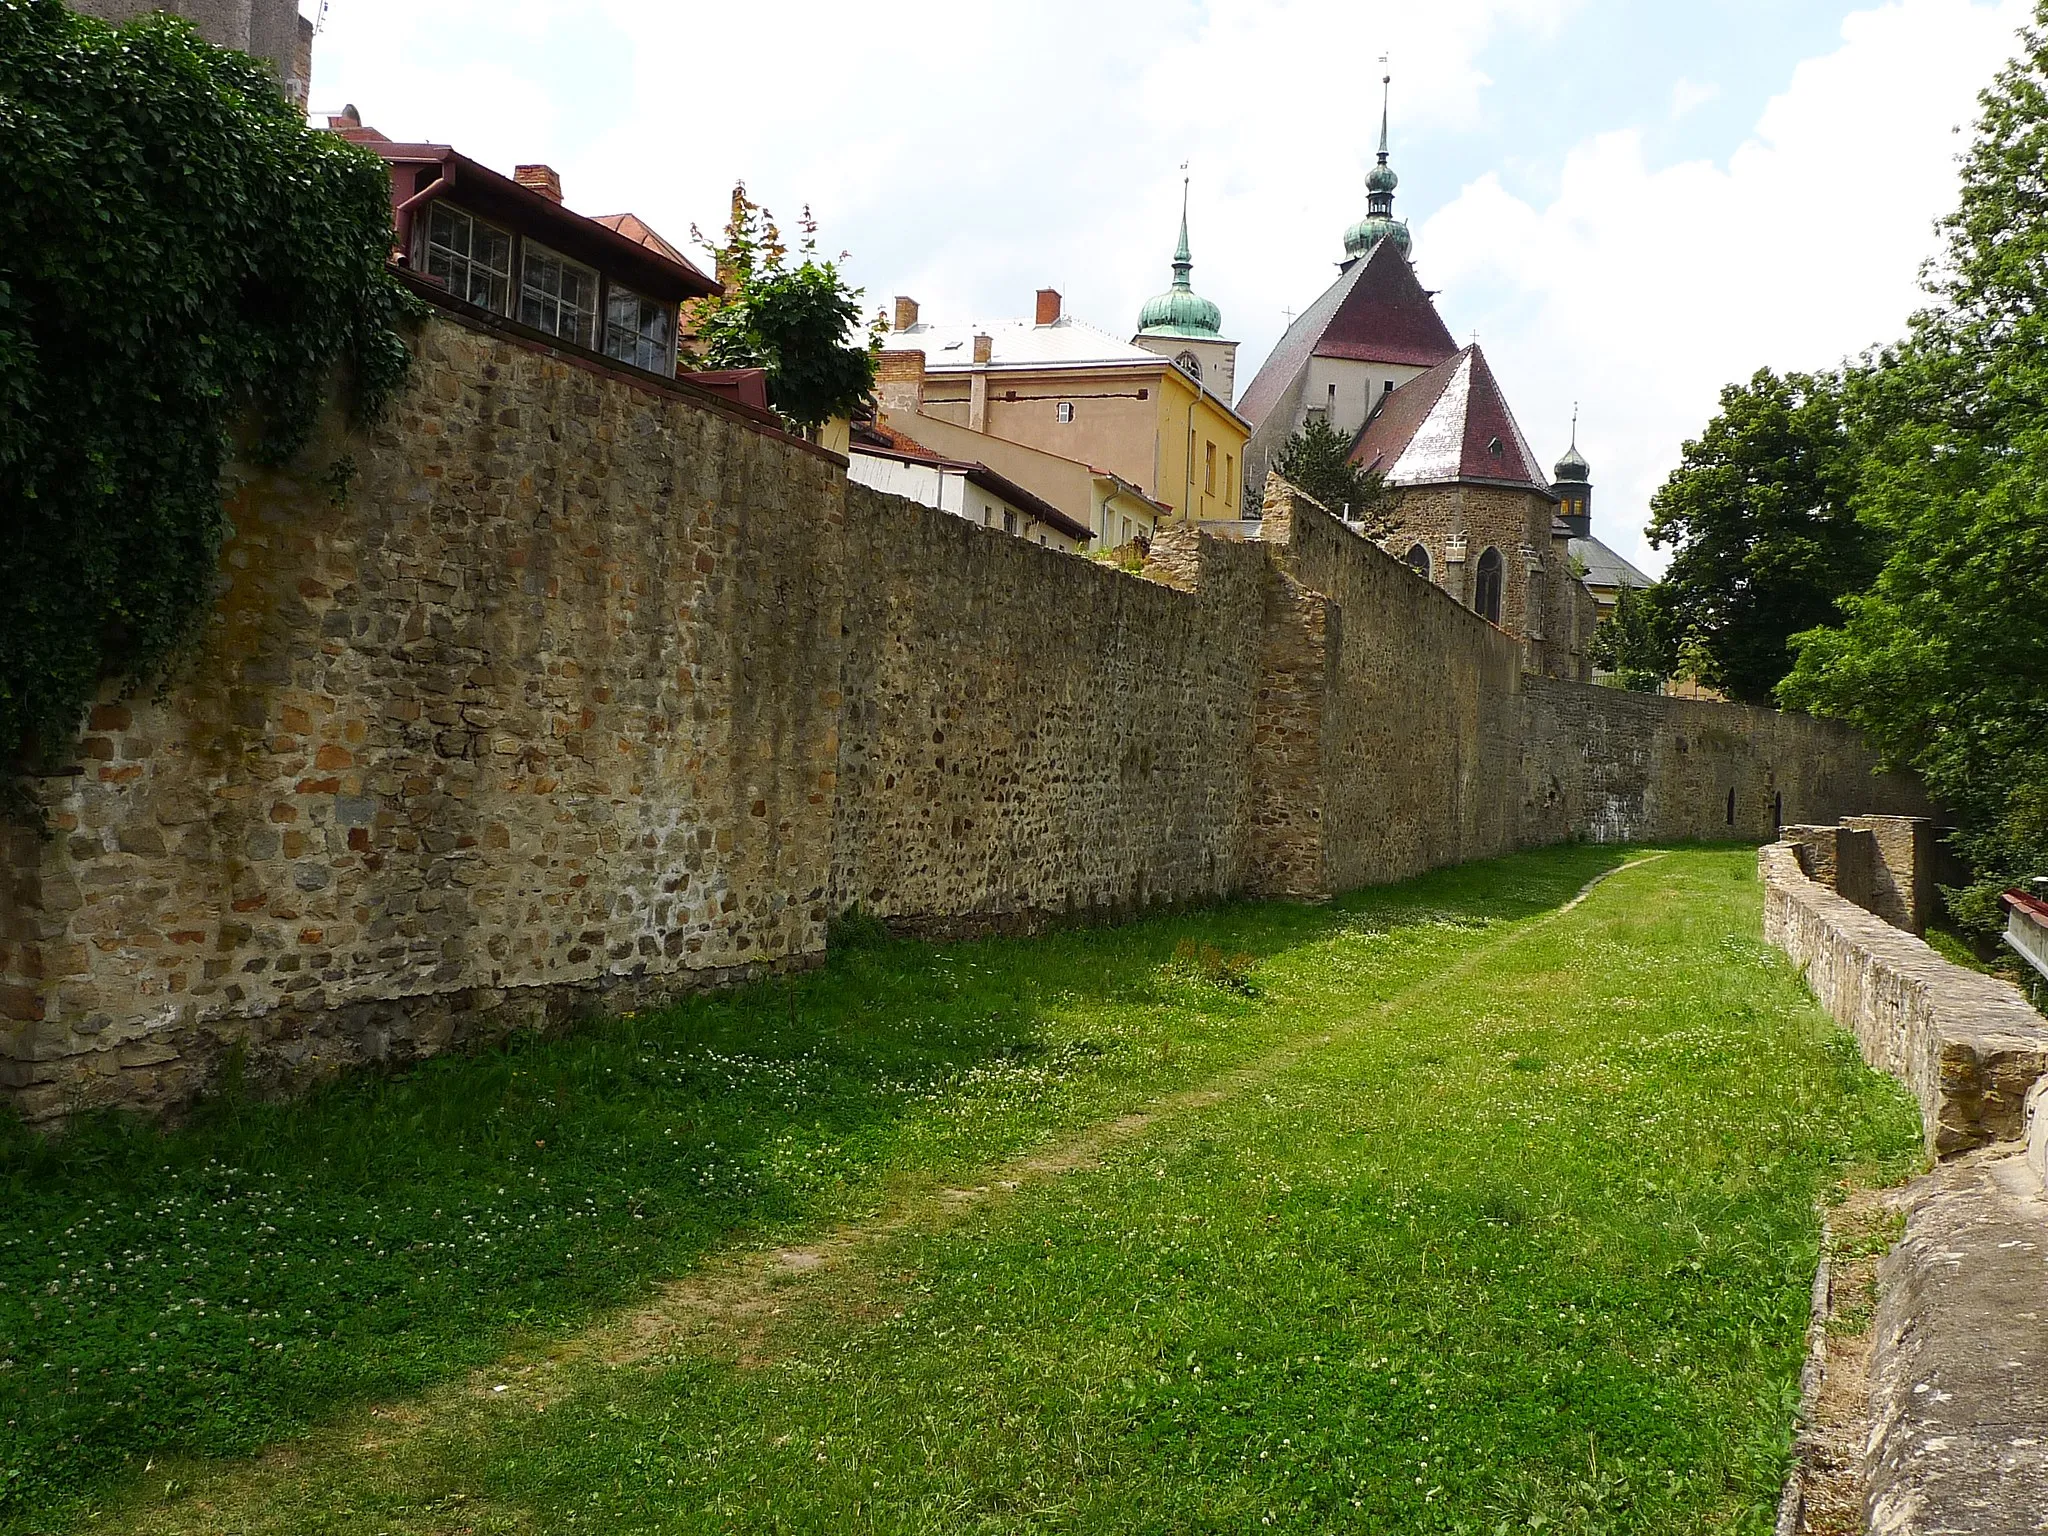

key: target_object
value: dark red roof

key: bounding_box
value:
[352,137,719,303]
[2005,888,2048,925]
[1235,238,1458,427]
[1349,345,1555,496]
[684,368,770,413]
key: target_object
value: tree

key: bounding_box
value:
[691,186,876,432]
[1643,367,1881,705]
[1272,415,1395,535]
[1781,5,2048,928]
[1587,582,1673,693]
[0,0,413,818]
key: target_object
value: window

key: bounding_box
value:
[1225,454,1234,505]
[1003,511,1017,535]
[1121,517,1133,545]
[1726,787,1737,826]
[1056,402,1074,424]
[1475,547,1504,624]
[1174,350,1202,381]
[603,283,675,376]
[418,203,513,314]
[519,241,598,348]
[1404,543,1431,579]
[1205,442,1216,495]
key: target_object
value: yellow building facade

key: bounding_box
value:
[878,291,1250,529]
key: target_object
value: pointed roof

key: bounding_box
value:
[1349,345,1554,496]
[1235,235,1458,427]
[1137,179,1224,339]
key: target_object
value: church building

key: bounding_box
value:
[1234,79,1598,681]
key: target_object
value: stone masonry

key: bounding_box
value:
[0,305,1934,1124]
[1760,841,2048,1156]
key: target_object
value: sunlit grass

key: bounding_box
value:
[3,846,1922,1534]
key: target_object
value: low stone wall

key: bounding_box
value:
[1759,842,2048,1155]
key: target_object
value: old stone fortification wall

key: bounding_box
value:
[828,488,1266,929]
[0,311,847,1121]
[1516,679,1928,849]
[1266,493,1524,894]
[0,311,1943,1124]
[1759,841,2048,1155]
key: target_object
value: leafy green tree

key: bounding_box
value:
[1272,415,1395,535]
[0,0,414,815]
[1782,5,2048,926]
[691,186,876,432]
[1587,582,1673,693]
[1644,367,1881,704]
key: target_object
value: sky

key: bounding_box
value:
[305,0,2034,574]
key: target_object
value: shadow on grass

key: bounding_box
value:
[0,841,1625,1532]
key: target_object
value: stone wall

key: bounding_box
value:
[828,489,1264,930]
[0,305,1946,1125]
[1760,842,2048,1156]
[0,312,847,1121]
[1515,679,1927,849]
[1265,492,1524,893]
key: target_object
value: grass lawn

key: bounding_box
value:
[1,845,1921,1534]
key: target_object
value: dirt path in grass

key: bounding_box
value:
[118,855,1661,1534]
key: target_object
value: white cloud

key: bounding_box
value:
[1669,77,1721,119]
[309,0,1581,370]
[1418,0,2029,574]
[307,0,2030,581]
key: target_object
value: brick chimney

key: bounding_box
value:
[972,333,993,364]
[1035,288,1062,326]
[876,349,926,416]
[514,164,564,203]
[892,296,920,332]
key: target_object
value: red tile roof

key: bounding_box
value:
[1235,238,1459,427]
[1349,345,1554,496]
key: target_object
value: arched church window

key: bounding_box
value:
[1475,547,1503,624]
[1174,350,1203,381]
[1403,543,1431,580]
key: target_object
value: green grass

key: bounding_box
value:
[1,845,1922,1534]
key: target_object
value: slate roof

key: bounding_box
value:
[1568,533,1653,592]
[1234,237,1459,428]
[1349,346,1553,497]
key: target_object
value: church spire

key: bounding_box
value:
[1172,175,1192,280]
[1137,172,1222,339]
[1346,67,1411,263]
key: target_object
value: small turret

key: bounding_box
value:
[1553,407,1592,536]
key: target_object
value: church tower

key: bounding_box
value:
[1132,180,1239,402]
[1343,74,1411,267]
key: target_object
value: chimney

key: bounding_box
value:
[876,349,926,416]
[327,103,361,131]
[892,295,920,332]
[515,164,564,203]
[1035,288,1062,326]
[972,333,993,365]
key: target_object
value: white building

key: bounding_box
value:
[847,427,1093,552]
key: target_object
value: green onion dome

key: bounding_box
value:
[1137,194,1223,339]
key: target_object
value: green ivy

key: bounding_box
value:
[0,0,416,816]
